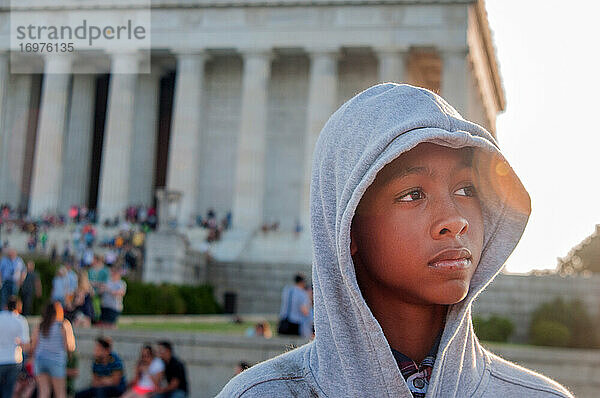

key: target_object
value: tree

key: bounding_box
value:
[557,224,600,274]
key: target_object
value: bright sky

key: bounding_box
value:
[485,0,600,273]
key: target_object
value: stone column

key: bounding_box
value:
[376,47,409,83]
[0,53,9,204]
[1,74,33,207]
[166,51,208,226]
[97,53,139,222]
[29,55,72,217]
[441,48,470,117]
[130,65,161,207]
[300,49,338,231]
[0,52,7,119]
[231,49,273,231]
[59,74,96,214]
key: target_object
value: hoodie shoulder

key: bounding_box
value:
[216,343,322,398]
[484,349,574,397]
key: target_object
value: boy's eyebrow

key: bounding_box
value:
[386,163,473,184]
[377,166,431,187]
[395,166,431,179]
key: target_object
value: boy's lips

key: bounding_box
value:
[428,248,473,269]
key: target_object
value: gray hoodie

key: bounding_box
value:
[217,84,574,397]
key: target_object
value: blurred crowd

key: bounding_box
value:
[0,246,193,398]
[1,295,189,398]
[0,204,158,233]
[0,247,128,329]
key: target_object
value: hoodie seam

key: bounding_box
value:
[305,346,330,398]
[237,376,305,398]
[348,279,399,398]
[487,370,570,397]
[469,350,492,398]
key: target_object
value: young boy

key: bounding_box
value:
[217,84,573,397]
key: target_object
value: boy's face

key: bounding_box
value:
[351,143,484,305]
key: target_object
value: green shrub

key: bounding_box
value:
[473,315,515,342]
[178,285,222,314]
[529,297,598,348]
[122,281,221,315]
[530,320,571,347]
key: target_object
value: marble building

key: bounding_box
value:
[0,0,504,241]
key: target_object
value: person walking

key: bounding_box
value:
[0,249,25,309]
[31,301,76,398]
[277,274,310,336]
[69,272,94,328]
[21,261,42,316]
[100,267,126,328]
[51,267,69,307]
[0,296,30,398]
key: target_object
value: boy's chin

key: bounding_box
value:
[425,284,471,305]
[433,296,468,306]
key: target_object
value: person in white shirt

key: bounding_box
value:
[0,296,30,398]
[0,249,26,308]
[12,255,26,293]
[122,344,164,397]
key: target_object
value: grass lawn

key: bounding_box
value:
[115,323,560,349]
[118,321,277,334]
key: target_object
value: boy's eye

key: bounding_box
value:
[455,185,477,197]
[396,189,425,202]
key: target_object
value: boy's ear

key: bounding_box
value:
[350,229,358,256]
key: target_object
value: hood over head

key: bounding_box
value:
[308,83,530,397]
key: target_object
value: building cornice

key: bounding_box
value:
[473,0,505,111]
[1,0,475,11]
[151,0,475,7]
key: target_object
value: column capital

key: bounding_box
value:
[172,48,210,60]
[70,52,108,74]
[306,47,340,60]
[108,51,141,74]
[43,54,73,74]
[238,48,274,61]
[5,52,43,74]
[147,63,167,78]
[440,47,469,58]
[374,45,410,57]
[137,60,167,78]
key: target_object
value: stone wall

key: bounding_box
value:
[71,328,306,398]
[207,259,311,314]
[473,273,600,342]
[205,259,600,334]
[70,328,598,398]
[144,237,600,331]
[487,343,600,398]
[143,231,206,285]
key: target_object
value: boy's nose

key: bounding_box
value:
[431,213,469,239]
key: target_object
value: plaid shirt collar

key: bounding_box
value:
[390,334,441,398]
